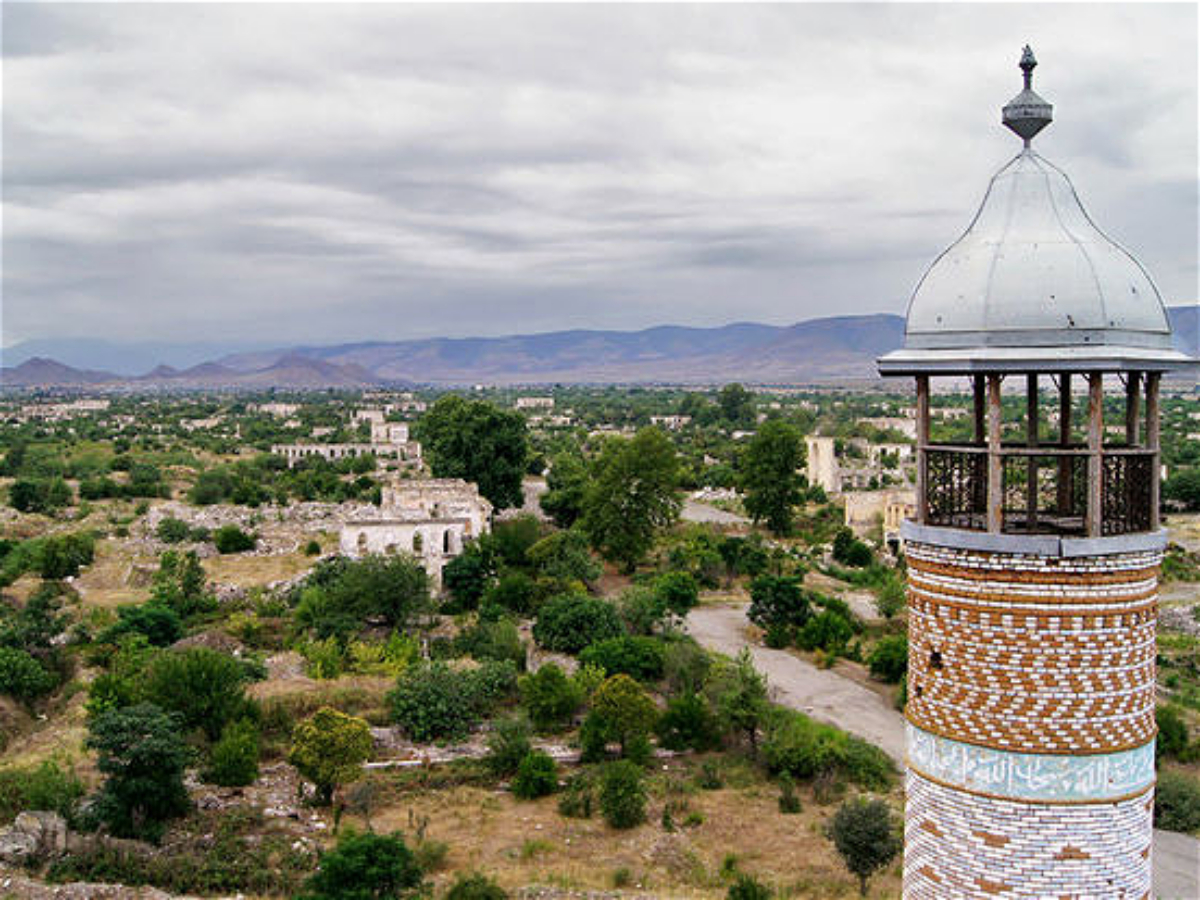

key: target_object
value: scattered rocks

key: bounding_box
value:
[0,811,66,864]
[1161,604,1200,637]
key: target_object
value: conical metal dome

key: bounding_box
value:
[879,49,1188,375]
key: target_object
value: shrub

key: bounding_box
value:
[86,703,193,841]
[600,760,646,829]
[558,774,594,818]
[213,525,256,554]
[512,751,558,799]
[142,647,255,741]
[762,709,894,791]
[590,674,659,758]
[519,663,583,731]
[304,539,322,556]
[389,660,517,743]
[151,550,215,618]
[579,636,665,682]
[455,617,526,669]
[0,646,55,704]
[873,576,905,619]
[747,575,810,631]
[777,772,802,814]
[0,759,85,825]
[297,830,423,900]
[1157,705,1190,761]
[727,874,772,900]
[655,571,699,616]
[616,586,669,636]
[156,518,191,544]
[294,555,430,639]
[657,693,721,752]
[796,610,853,655]
[663,639,711,696]
[867,635,907,683]
[99,603,184,648]
[832,528,874,568]
[827,796,901,897]
[532,594,624,654]
[289,707,373,806]
[446,872,508,900]
[203,718,260,787]
[484,571,538,616]
[485,716,533,777]
[1155,770,1200,834]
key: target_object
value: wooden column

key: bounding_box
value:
[1057,373,1072,516]
[1086,372,1104,537]
[916,374,930,525]
[973,375,986,445]
[1147,371,1161,530]
[987,373,1003,533]
[1026,373,1039,528]
[1125,371,1142,446]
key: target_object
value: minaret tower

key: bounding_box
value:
[879,48,1192,898]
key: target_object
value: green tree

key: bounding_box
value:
[519,663,584,731]
[142,647,254,742]
[747,575,810,632]
[532,594,624,654]
[654,570,699,616]
[717,383,755,427]
[99,603,184,647]
[151,549,214,617]
[590,674,658,757]
[713,648,769,756]
[416,396,529,509]
[527,529,601,586]
[86,703,193,841]
[289,707,373,806]
[827,796,902,897]
[868,635,908,683]
[203,718,261,787]
[298,830,423,900]
[738,420,804,535]
[599,760,646,829]
[540,452,590,528]
[1157,705,1190,761]
[581,428,682,572]
[296,555,430,639]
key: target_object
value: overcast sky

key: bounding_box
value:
[3,2,1196,349]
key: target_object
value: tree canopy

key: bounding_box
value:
[738,420,804,535]
[416,396,529,509]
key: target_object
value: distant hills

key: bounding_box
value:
[3,307,1196,389]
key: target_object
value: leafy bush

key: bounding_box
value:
[519,663,583,731]
[796,610,853,655]
[747,575,810,631]
[777,772,802,814]
[727,874,772,900]
[616,586,669,636]
[663,639,711,696]
[1157,705,1190,761]
[579,636,665,682]
[0,759,85,825]
[600,760,646,829]
[485,716,533,777]
[557,774,595,818]
[455,617,526,669]
[213,525,257,554]
[512,751,558,799]
[657,693,721,751]
[446,872,508,900]
[297,830,423,900]
[99,603,184,648]
[867,635,907,683]
[304,539,322,556]
[0,645,55,703]
[151,550,215,618]
[294,555,430,639]
[532,594,624,654]
[289,707,373,806]
[142,647,255,741]
[762,709,894,790]
[156,518,191,544]
[86,703,193,841]
[832,528,873,568]
[203,718,260,787]
[388,660,517,743]
[483,571,538,616]
[1156,770,1200,834]
[655,571,699,616]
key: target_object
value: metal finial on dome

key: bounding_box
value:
[1003,45,1053,146]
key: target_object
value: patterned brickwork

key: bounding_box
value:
[904,541,1160,755]
[905,769,1152,899]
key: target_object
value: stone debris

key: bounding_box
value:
[1160,604,1200,637]
[0,812,67,865]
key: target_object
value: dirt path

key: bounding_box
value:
[684,602,1200,900]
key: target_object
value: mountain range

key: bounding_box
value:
[2,307,1196,389]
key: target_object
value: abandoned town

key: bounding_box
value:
[3,4,1199,900]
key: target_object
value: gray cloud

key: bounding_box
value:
[3,2,1196,348]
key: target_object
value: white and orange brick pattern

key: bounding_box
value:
[902,535,1162,899]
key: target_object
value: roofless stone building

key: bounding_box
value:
[878,48,1192,898]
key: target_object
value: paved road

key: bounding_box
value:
[686,603,1200,900]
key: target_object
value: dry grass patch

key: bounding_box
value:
[203,551,316,587]
[71,539,150,609]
